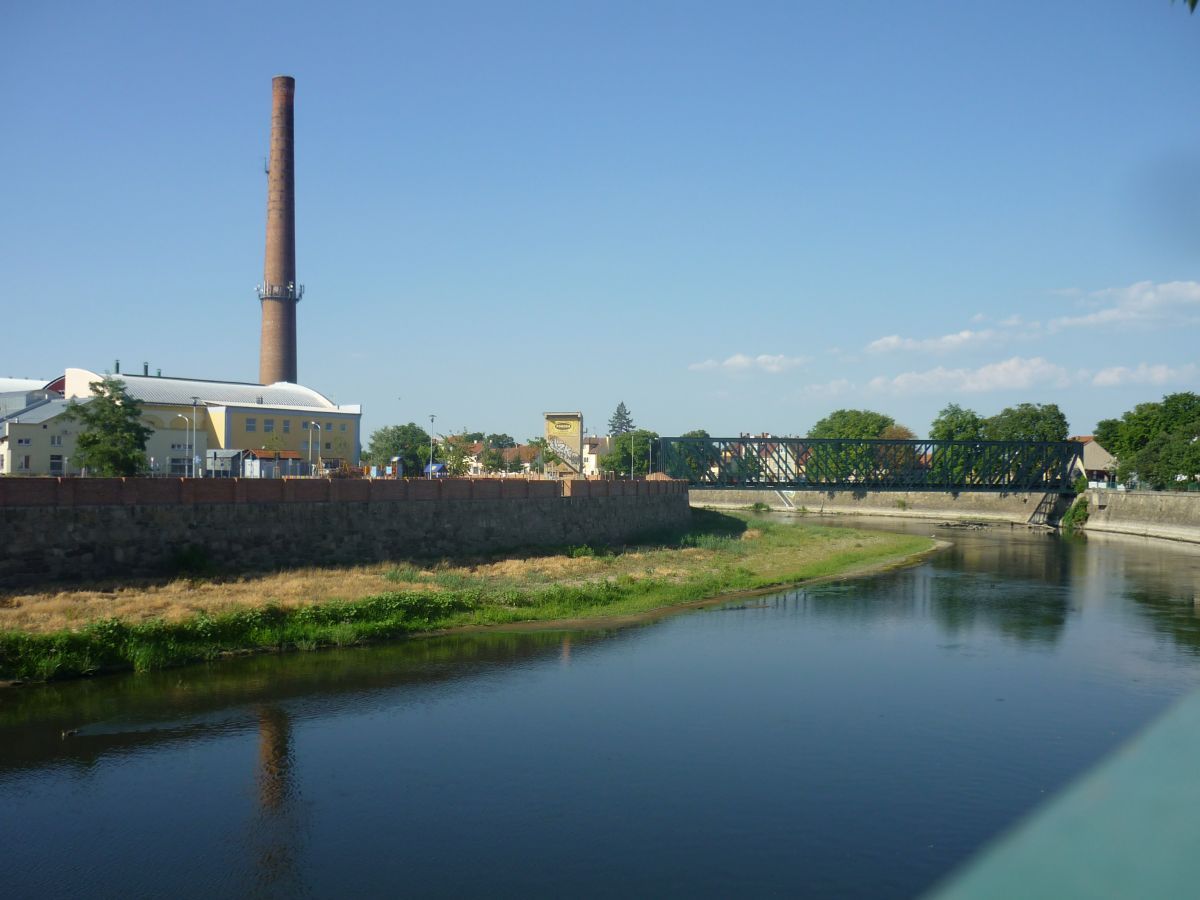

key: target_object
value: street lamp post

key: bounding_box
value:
[191,397,200,478]
[310,422,322,476]
[173,413,189,477]
[427,414,437,479]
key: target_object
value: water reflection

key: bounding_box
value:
[4,521,1200,899]
[252,705,301,895]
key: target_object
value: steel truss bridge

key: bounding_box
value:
[657,436,1082,493]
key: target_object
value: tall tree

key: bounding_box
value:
[929,404,985,442]
[441,433,474,476]
[61,376,154,476]
[982,403,1069,442]
[879,424,916,441]
[366,423,435,476]
[600,428,659,477]
[481,447,507,473]
[485,433,516,449]
[608,402,635,436]
[1095,392,1200,488]
[808,409,894,439]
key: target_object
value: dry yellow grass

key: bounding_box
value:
[0,522,918,637]
[0,548,703,634]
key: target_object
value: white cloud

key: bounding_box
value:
[1091,362,1198,388]
[1050,280,1200,331]
[688,353,807,374]
[868,356,1073,394]
[866,329,996,354]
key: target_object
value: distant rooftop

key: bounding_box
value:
[65,368,358,412]
[0,397,76,426]
[0,377,51,394]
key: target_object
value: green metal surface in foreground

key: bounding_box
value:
[933,687,1200,899]
[658,436,1081,492]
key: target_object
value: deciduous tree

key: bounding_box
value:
[366,423,435,476]
[808,409,894,439]
[982,403,1068,442]
[929,404,984,442]
[1095,393,1200,488]
[600,428,658,477]
[62,376,153,476]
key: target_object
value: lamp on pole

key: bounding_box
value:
[427,414,437,479]
[173,413,189,477]
[310,422,322,476]
[190,397,200,478]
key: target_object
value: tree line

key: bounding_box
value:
[36,380,1200,489]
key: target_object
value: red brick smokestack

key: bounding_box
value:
[258,75,300,384]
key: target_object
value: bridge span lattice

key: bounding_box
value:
[657,436,1081,494]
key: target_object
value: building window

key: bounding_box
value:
[18,455,31,470]
[325,441,332,450]
[264,419,275,433]
[283,420,291,434]
[16,438,31,446]
[50,455,63,475]
[50,435,63,447]
[245,418,257,433]
[302,421,309,430]
[340,423,347,432]
[169,457,190,476]
[326,422,334,432]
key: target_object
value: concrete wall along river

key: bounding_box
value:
[0,477,691,588]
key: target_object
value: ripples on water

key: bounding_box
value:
[2,521,1200,898]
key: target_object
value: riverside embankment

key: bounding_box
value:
[1080,489,1200,544]
[690,487,1069,525]
[0,476,690,588]
[0,511,935,683]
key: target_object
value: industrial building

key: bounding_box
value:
[0,368,360,477]
[1,75,366,479]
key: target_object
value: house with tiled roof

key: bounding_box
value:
[1069,436,1118,486]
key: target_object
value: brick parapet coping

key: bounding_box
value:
[0,477,688,508]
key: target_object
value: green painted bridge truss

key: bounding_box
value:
[657,436,1082,493]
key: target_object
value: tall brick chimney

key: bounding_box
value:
[257,75,301,384]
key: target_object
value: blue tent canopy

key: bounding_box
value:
[423,463,447,476]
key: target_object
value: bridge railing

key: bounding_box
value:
[657,437,1082,493]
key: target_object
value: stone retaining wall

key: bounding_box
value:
[1082,489,1200,544]
[690,488,1066,525]
[0,478,690,587]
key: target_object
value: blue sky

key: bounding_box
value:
[2,1,1198,441]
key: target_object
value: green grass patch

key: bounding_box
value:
[0,510,933,684]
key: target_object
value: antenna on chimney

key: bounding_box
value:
[114,359,121,374]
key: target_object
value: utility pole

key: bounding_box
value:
[428,414,437,479]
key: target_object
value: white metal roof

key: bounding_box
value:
[64,368,350,411]
[0,377,50,393]
[0,398,77,426]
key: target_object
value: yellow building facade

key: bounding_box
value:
[62,368,361,475]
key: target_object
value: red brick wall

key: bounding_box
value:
[0,477,687,508]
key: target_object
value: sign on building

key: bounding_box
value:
[544,411,584,476]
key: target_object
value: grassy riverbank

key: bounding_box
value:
[0,510,934,683]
